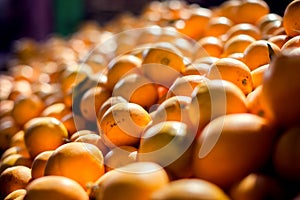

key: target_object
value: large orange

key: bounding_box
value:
[192,113,276,189]
[283,0,300,37]
[24,117,68,158]
[235,0,269,24]
[44,142,105,189]
[23,176,89,200]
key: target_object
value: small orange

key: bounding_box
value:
[206,57,253,94]
[283,0,300,37]
[246,85,270,118]
[225,23,261,40]
[1,146,30,160]
[11,94,45,126]
[10,130,26,148]
[250,64,269,89]
[23,175,89,200]
[74,134,109,156]
[80,86,111,122]
[44,142,105,189]
[70,130,97,142]
[222,34,256,57]
[97,96,128,122]
[106,54,142,90]
[0,153,32,173]
[112,74,158,109]
[281,35,300,50]
[261,20,283,38]
[24,117,68,158]
[31,150,53,179]
[219,0,241,23]
[99,102,151,148]
[151,178,230,200]
[197,36,223,57]
[0,166,31,199]
[204,16,233,37]
[104,145,137,171]
[243,40,281,70]
[267,34,290,49]
[256,13,282,32]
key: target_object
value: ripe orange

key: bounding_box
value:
[23,175,89,200]
[281,35,300,50]
[99,102,151,148]
[256,13,282,32]
[24,117,68,158]
[204,16,233,37]
[197,36,223,57]
[1,146,30,160]
[41,103,70,120]
[192,113,276,189]
[150,179,230,200]
[283,0,300,37]
[92,162,169,200]
[8,80,32,101]
[268,34,290,49]
[4,189,26,200]
[10,130,26,148]
[74,134,109,156]
[112,73,158,109]
[44,142,105,189]
[246,85,271,118]
[218,0,241,23]
[0,100,14,118]
[0,154,32,173]
[243,40,280,70]
[0,116,20,151]
[80,86,111,122]
[11,94,45,126]
[251,64,269,89]
[222,34,256,57]
[183,63,210,76]
[0,166,31,199]
[104,145,137,171]
[225,23,261,40]
[273,126,300,181]
[206,57,253,94]
[31,150,53,179]
[70,130,97,142]
[97,96,128,122]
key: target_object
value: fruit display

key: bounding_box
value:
[0,0,300,199]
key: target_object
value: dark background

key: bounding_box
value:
[0,0,292,70]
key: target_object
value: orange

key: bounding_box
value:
[166,75,209,98]
[243,40,281,70]
[104,145,137,171]
[192,113,276,189]
[281,35,300,50]
[175,7,212,40]
[112,74,158,109]
[0,166,31,199]
[0,116,20,151]
[1,146,30,160]
[141,42,185,86]
[230,173,285,200]
[0,100,14,118]
[106,54,142,90]
[10,130,26,148]
[283,0,300,37]
[80,86,111,122]
[197,36,223,57]
[183,63,210,76]
[267,34,290,49]
[234,0,269,24]
[23,175,89,200]
[256,13,282,32]
[150,178,230,200]
[70,129,97,142]
[273,126,300,181]
[0,153,32,173]
[246,85,270,118]
[41,103,70,120]
[4,189,26,200]
[193,56,219,65]
[261,20,283,38]
[97,96,128,122]
[188,80,248,134]
[138,121,195,178]
[92,162,169,200]
[218,0,241,23]
[206,57,253,94]
[99,102,151,148]
[150,96,192,128]
[11,94,45,126]
[31,150,53,179]
[251,64,269,89]
[225,23,261,40]
[204,17,233,37]
[74,134,109,156]
[222,34,256,57]
[24,117,68,158]
[8,80,32,101]
[60,113,79,136]
[227,52,245,62]
[44,142,105,189]
[262,49,300,127]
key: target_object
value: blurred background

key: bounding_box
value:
[0,0,291,70]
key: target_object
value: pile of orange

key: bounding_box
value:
[1,0,300,199]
